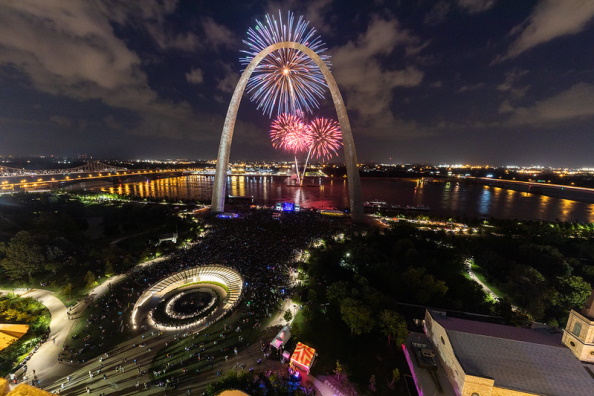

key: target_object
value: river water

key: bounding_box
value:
[90,175,594,223]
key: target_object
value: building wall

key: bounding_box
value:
[424,311,467,395]
[562,310,594,362]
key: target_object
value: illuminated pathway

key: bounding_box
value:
[0,256,171,389]
[0,288,74,387]
[466,262,518,310]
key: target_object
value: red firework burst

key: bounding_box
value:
[305,117,342,160]
[269,113,311,153]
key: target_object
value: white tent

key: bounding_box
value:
[270,326,291,349]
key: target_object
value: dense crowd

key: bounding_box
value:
[50,209,346,393]
[65,209,346,368]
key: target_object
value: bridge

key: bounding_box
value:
[467,177,594,203]
[0,161,193,192]
[0,161,127,177]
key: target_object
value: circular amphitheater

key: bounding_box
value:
[131,265,243,331]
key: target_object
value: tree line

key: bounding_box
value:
[0,192,198,296]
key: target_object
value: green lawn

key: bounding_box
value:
[471,263,506,299]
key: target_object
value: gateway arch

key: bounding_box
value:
[211,41,364,222]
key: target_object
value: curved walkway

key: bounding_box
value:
[0,256,171,387]
[0,288,74,385]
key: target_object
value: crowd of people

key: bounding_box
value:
[57,209,348,392]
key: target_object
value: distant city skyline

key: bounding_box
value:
[4,155,594,175]
[1,1,594,167]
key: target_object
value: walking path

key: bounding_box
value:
[0,255,171,388]
[467,268,500,301]
[467,265,519,310]
[0,288,74,385]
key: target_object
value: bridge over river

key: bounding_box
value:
[0,161,188,192]
[464,177,594,204]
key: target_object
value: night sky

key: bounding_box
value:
[1,0,593,167]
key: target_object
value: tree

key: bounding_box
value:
[104,261,114,277]
[379,309,408,346]
[327,281,352,305]
[340,298,374,335]
[44,244,68,275]
[1,308,33,322]
[307,288,318,304]
[291,321,302,339]
[507,265,551,318]
[283,309,293,323]
[401,267,448,304]
[518,244,571,277]
[389,368,400,388]
[368,374,376,392]
[554,275,591,309]
[334,360,346,382]
[0,231,46,280]
[84,271,96,288]
[61,283,73,300]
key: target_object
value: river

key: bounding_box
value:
[82,175,594,223]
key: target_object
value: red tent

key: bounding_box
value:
[290,342,316,373]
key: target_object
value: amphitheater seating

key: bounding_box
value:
[150,265,242,300]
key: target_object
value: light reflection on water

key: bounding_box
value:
[95,175,594,222]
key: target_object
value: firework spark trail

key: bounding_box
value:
[241,11,331,117]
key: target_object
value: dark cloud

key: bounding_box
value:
[498,0,594,61]
[331,15,425,137]
[457,0,497,14]
[425,0,496,25]
[49,116,74,128]
[505,83,594,125]
[201,17,238,49]
[457,83,486,93]
[215,63,240,95]
[496,69,530,100]
[424,2,451,25]
[266,0,334,35]
[186,68,204,84]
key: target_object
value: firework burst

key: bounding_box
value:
[269,113,311,153]
[241,11,331,117]
[306,117,342,160]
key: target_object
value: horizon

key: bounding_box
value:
[0,154,594,172]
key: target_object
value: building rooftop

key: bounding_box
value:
[0,323,29,351]
[431,312,594,396]
[431,312,563,347]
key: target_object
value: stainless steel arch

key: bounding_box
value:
[211,41,364,222]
